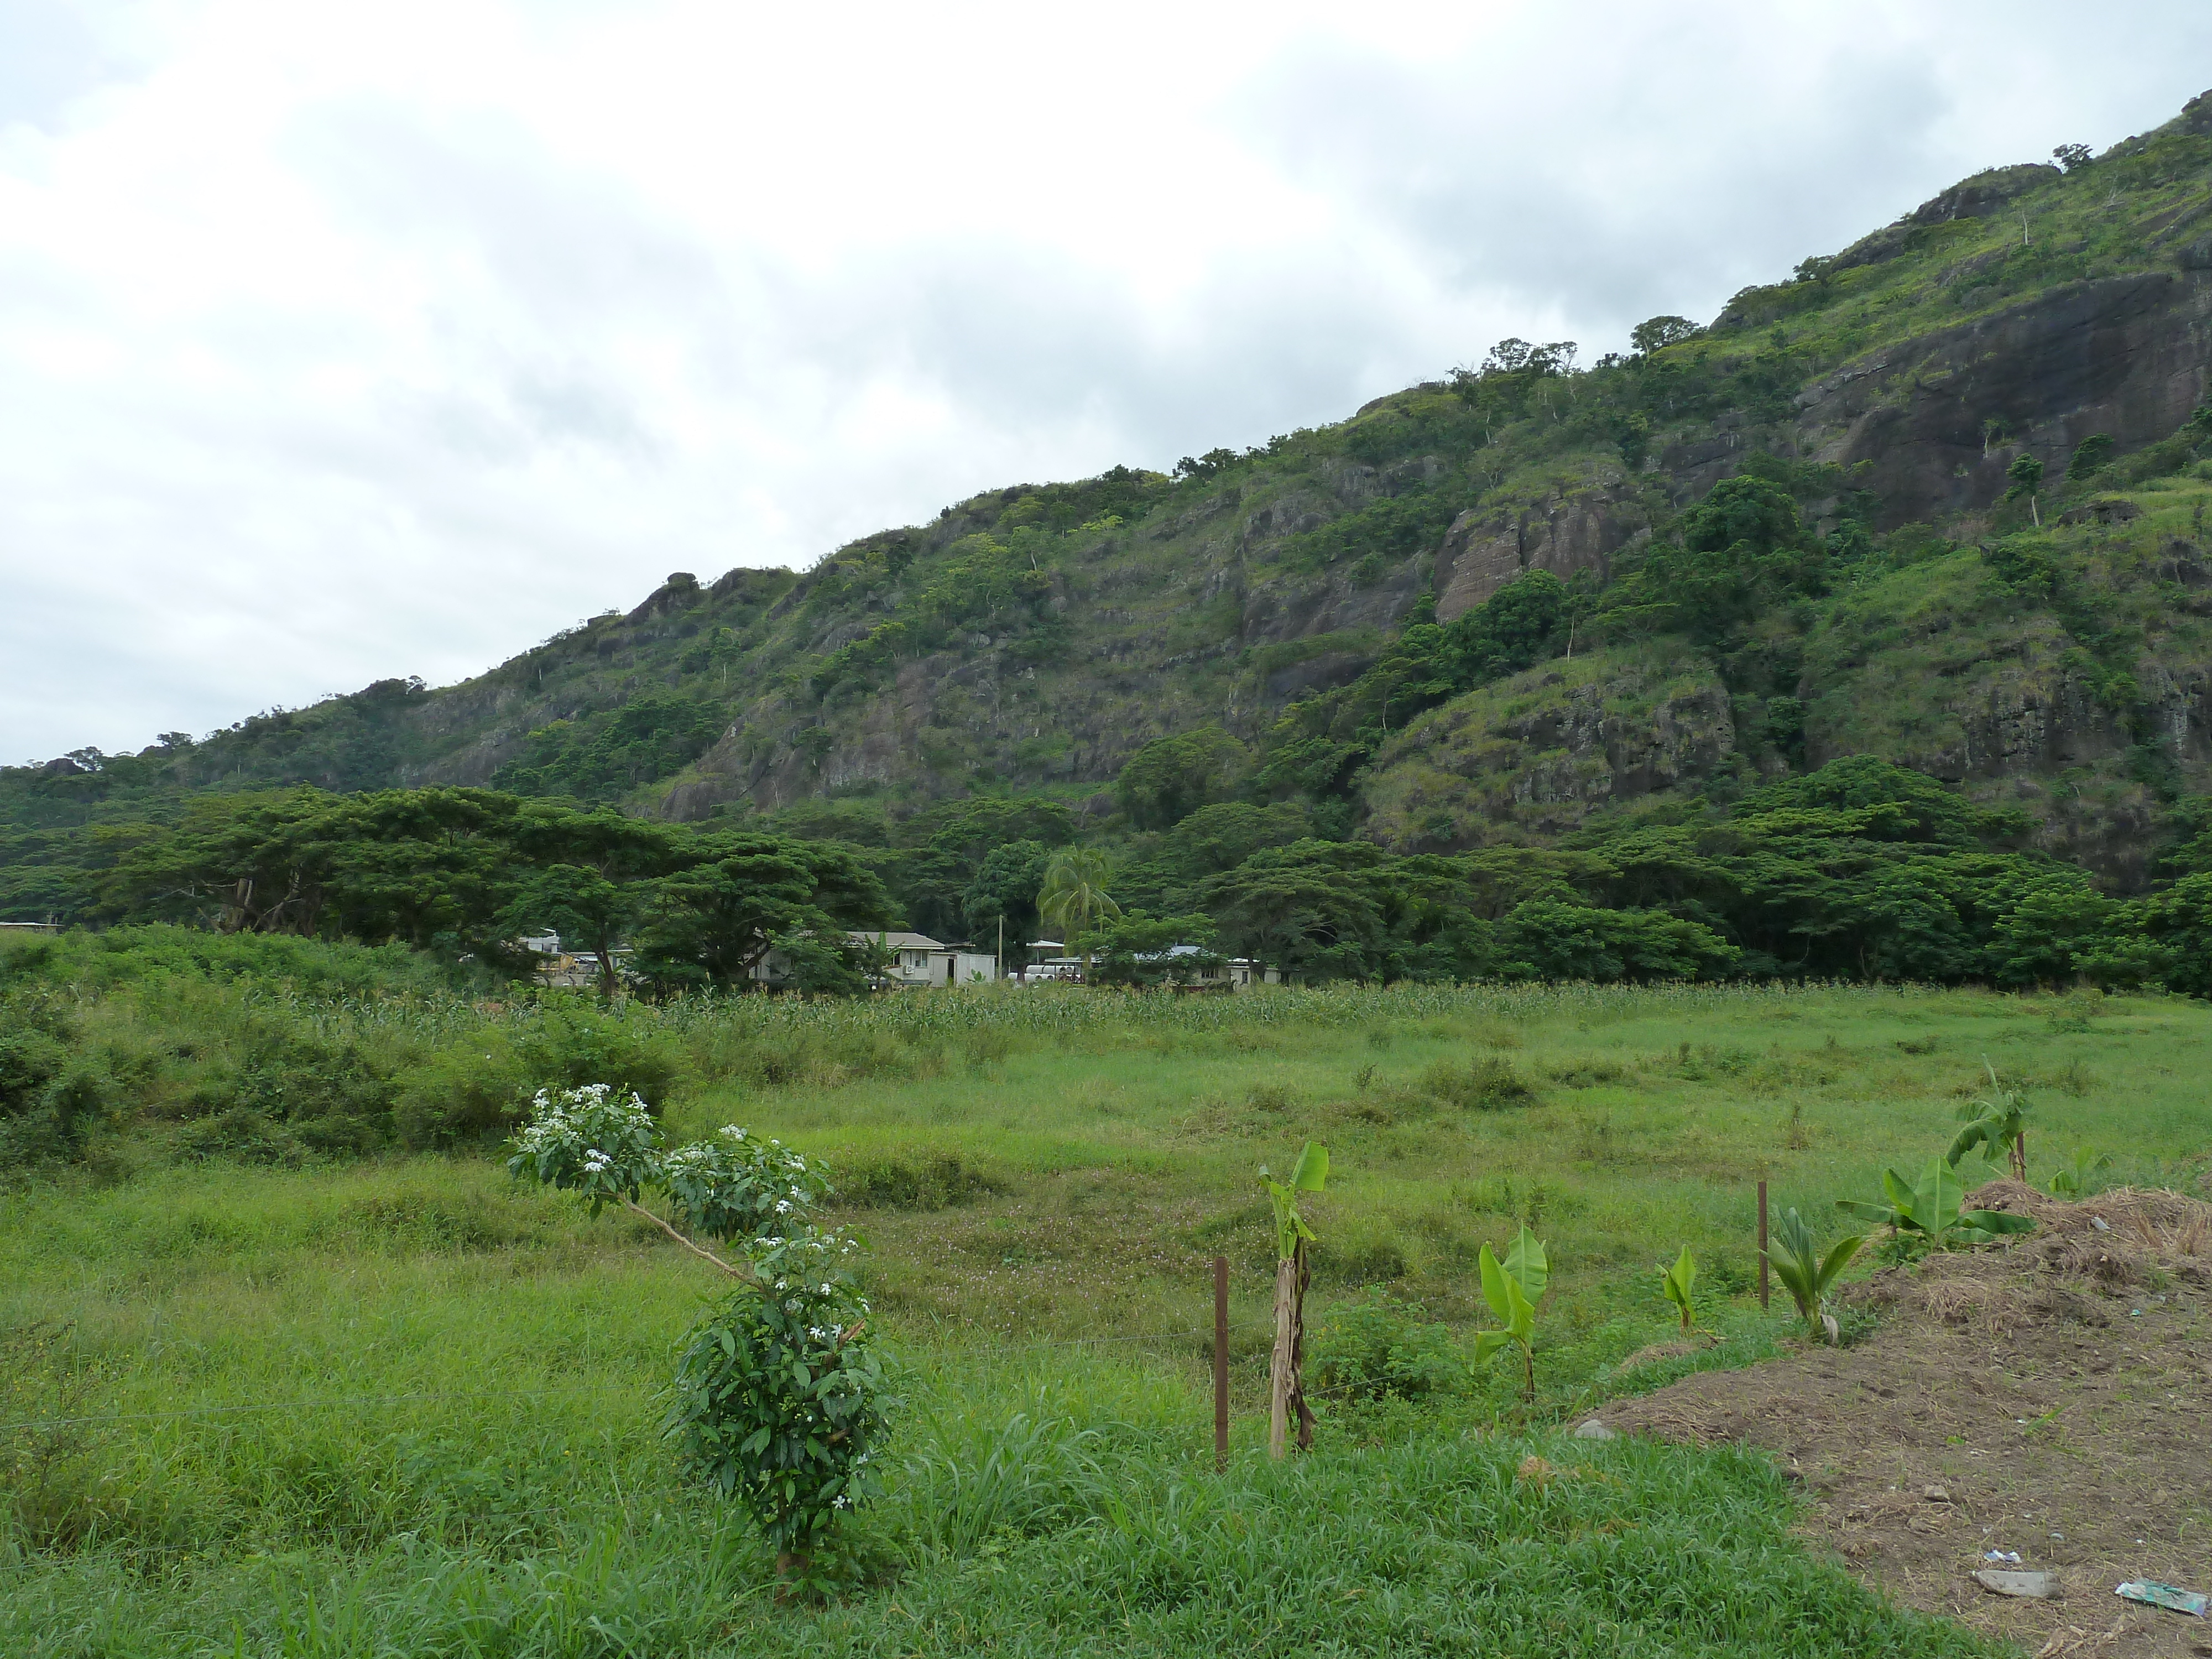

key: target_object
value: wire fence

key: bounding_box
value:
[0,1283,1507,1582]
[0,1325,1286,1436]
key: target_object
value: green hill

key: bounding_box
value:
[9,89,2212,924]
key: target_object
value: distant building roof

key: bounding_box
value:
[858,931,947,951]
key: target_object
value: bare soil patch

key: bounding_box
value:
[1598,1182,2212,1658]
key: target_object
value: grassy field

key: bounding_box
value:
[4,977,2208,1656]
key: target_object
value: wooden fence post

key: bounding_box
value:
[1757,1179,1770,1311]
[1213,1255,1229,1471]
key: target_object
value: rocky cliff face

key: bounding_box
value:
[1797,274,2212,528]
[1362,648,1736,851]
[1431,481,1649,622]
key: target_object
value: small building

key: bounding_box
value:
[853,932,998,989]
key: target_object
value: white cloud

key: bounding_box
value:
[2,0,2208,760]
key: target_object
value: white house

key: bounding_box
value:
[853,932,998,989]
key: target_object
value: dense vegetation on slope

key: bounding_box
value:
[10,93,2212,1009]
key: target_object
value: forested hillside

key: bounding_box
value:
[11,90,2212,989]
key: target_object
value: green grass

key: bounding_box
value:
[8,977,2209,1654]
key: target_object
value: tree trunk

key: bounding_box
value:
[1267,1238,1313,1458]
[2012,1129,2027,1186]
[1269,1255,1293,1458]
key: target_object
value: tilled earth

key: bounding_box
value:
[1598,1182,2212,1658]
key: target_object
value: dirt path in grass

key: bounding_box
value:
[1594,1181,2212,1659]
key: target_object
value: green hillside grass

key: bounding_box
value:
[6,957,2204,1653]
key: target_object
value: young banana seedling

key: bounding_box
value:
[1762,1206,1863,1343]
[1474,1225,1548,1402]
[2047,1146,2113,1198]
[1947,1060,2031,1183]
[1838,1157,2036,1259]
[1658,1245,1700,1337]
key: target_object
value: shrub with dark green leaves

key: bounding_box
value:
[513,1003,679,1108]
[392,1035,533,1149]
[509,1086,894,1590]
[1308,1288,1463,1401]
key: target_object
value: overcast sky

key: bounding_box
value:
[4,1,2209,763]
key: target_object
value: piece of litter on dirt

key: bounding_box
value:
[1986,1551,2025,1564]
[2131,1309,2143,1318]
[1571,1419,1616,1441]
[2090,1215,2110,1232]
[1923,1485,1952,1503]
[1976,1569,2060,1600]
[2116,1580,2208,1618]
[2052,1532,2065,1541]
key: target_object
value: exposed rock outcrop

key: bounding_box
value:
[1432,484,1646,621]
[1793,273,2212,527]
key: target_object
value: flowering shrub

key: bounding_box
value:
[669,1233,888,1573]
[659,1125,832,1242]
[506,1084,660,1212]
[509,1086,891,1588]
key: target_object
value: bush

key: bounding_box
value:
[962,1028,1016,1068]
[182,1028,396,1157]
[392,1034,533,1149]
[1420,1055,1537,1110]
[1308,1289,1463,1401]
[514,1003,680,1108]
[0,1063,108,1171]
[0,1022,68,1110]
[175,1106,307,1165]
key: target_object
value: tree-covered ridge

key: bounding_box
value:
[7,92,2212,944]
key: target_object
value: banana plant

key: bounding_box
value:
[1260,1141,1329,1260]
[1762,1206,1863,1342]
[1946,1060,2030,1183]
[2047,1146,2113,1198]
[1474,1225,1547,1401]
[1658,1245,1698,1335]
[1838,1157,2036,1256]
[1258,1141,1328,1457]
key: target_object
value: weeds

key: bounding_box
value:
[1420,1055,1536,1110]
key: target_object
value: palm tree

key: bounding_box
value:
[1037,848,1120,984]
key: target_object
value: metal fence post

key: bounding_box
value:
[1213,1255,1229,1471]
[1757,1179,1770,1311]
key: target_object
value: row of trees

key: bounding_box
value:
[101,789,894,994]
[1047,756,2212,993]
[86,752,2212,998]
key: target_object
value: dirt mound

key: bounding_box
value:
[1597,1185,2212,1658]
[1849,1182,2212,1335]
